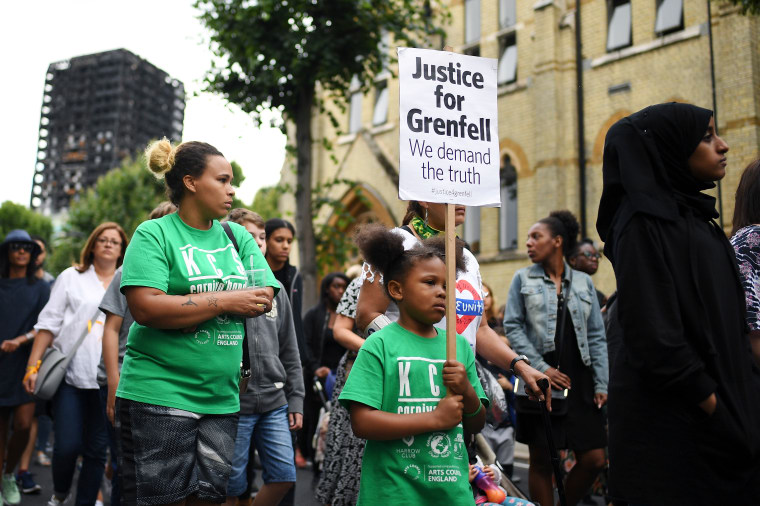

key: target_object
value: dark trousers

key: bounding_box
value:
[52,382,108,506]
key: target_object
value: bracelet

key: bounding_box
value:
[509,354,531,376]
[24,331,34,340]
[463,402,482,418]
[23,360,41,383]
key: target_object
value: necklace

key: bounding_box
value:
[410,216,442,240]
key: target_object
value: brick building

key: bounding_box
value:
[31,49,185,215]
[281,0,760,298]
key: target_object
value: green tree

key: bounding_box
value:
[251,185,283,220]
[230,160,249,209]
[725,0,760,15]
[250,179,366,275]
[0,201,54,244]
[310,179,368,276]
[195,0,447,308]
[47,236,86,276]
[49,154,252,275]
[49,155,165,274]
[66,156,166,238]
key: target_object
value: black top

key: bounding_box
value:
[273,262,293,294]
[320,328,345,372]
[516,294,606,451]
[608,212,760,504]
[0,277,50,406]
[303,302,347,375]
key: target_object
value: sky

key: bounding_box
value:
[0,0,287,208]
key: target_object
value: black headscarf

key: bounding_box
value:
[596,102,715,258]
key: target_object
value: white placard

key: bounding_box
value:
[397,47,501,207]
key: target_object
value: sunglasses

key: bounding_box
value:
[9,243,33,252]
[576,251,601,260]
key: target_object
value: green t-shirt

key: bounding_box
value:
[339,323,488,506]
[117,213,278,414]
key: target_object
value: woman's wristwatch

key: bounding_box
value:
[509,355,531,376]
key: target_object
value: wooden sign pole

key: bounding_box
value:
[442,45,457,363]
[445,203,456,362]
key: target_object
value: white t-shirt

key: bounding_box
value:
[35,266,106,389]
[361,227,484,352]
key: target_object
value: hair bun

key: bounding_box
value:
[145,138,176,179]
[550,210,580,240]
[548,210,580,256]
[354,223,405,276]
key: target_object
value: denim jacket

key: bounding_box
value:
[504,262,609,394]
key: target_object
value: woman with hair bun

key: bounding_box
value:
[504,210,608,506]
[115,139,279,505]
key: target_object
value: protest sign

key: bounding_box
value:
[398,47,501,207]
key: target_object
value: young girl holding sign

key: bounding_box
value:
[356,201,549,407]
[339,224,487,505]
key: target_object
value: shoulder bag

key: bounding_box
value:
[474,359,509,427]
[34,307,103,400]
[221,222,252,394]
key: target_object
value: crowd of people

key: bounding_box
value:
[0,101,759,506]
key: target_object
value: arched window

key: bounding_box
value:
[499,154,518,250]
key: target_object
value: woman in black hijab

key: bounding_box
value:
[597,102,760,504]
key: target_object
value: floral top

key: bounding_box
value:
[730,225,760,331]
[336,277,362,319]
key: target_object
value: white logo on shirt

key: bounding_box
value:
[404,464,421,481]
[194,328,211,345]
[427,433,451,458]
[266,299,278,320]
[404,464,422,481]
[178,244,246,286]
[182,248,201,276]
[399,361,411,396]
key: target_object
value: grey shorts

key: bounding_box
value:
[116,398,238,506]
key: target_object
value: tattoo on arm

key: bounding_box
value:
[206,295,218,307]
[182,297,198,307]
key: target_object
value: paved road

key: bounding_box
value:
[19,456,605,506]
[19,462,323,506]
